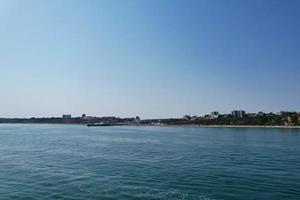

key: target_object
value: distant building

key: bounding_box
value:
[279,111,288,116]
[247,113,257,117]
[232,110,246,118]
[222,114,230,118]
[257,111,265,116]
[81,114,97,120]
[134,116,141,123]
[287,116,292,124]
[62,114,72,119]
[191,116,198,121]
[204,115,211,119]
[210,111,219,119]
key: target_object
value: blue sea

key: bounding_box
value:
[0,124,299,200]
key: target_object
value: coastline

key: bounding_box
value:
[156,124,300,129]
[202,125,300,129]
[0,123,300,129]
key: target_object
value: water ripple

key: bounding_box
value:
[0,125,299,199]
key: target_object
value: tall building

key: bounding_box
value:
[232,110,246,118]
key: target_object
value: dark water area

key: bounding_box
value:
[0,124,299,200]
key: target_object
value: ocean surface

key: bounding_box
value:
[0,124,299,200]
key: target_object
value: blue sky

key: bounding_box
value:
[0,0,299,118]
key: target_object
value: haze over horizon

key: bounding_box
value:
[0,0,299,119]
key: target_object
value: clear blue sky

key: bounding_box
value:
[0,0,299,118]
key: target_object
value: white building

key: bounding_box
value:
[210,111,219,119]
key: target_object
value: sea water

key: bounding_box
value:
[0,124,299,200]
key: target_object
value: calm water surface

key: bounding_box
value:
[0,124,299,200]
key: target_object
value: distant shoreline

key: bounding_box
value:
[0,123,300,129]
[154,124,300,129]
